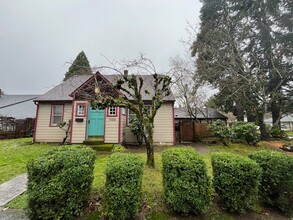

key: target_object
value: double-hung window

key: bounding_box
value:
[51,105,63,126]
[127,105,151,125]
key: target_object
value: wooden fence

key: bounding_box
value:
[194,123,211,138]
[0,117,34,139]
[176,120,212,143]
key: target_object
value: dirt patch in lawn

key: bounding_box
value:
[263,141,293,155]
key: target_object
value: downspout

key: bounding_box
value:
[33,101,39,143]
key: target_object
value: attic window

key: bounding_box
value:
[51,105,63,126]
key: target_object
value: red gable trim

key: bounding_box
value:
[69,71,123,97]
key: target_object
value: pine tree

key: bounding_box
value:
[64,51,92,81]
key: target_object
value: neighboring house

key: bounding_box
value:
[0,94,38,132]
[33,72,175,145]
[264,115,293,131]
[0,94,38,119]
[174,107,227,142]
[174,107,227,123]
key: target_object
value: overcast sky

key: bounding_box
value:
[0,0,201,95]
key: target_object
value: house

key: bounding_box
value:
[174,107,227,123]
[174,107,227,142]
[0,93,38,132]
[264,114,293,131]
[0,94,38,119]
[33,72,175,145]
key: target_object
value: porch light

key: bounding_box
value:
[95,86,100,95]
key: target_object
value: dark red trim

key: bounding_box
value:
[49,104,64,127]
[84,102,89,141]
[103,109,106,143]
[69,101,75,144]
[172,102,175,145]
[95,72,125,96]
[75,102,87,117]
[126,108,129,126]
[70,71,123,98]
[107,107,117,117]
[33,103,39,142]
[118,107,121,144]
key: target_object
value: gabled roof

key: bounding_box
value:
[174,107,227,120]
[35,75,92,101]
[35,73,175,102]
[0,95,39,119]
[104,74,175,101]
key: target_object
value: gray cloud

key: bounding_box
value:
[0,0,201,94]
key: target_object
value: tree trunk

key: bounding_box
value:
[235,101,244,121]
[247,112,256,122]
[144,128,155,168]
[271,100,281,127]
[146,144,155,168]
[257,114,268,140]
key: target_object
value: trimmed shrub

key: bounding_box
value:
[266,125,288,138]
[162,148,212,214]
[27,146,96,220]
[105,153,144,219]
[111,144,126,153]
[211,152,261,213]
[208,120,232,146]
[249,150,293,215]
[232,122,259,145]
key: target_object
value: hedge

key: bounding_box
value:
[249,150,293,216]
[105,153,144,219]
[27,146,96,220]
[162,148,212,214]
[211,152,261,213]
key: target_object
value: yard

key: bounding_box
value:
[1,138,292,219]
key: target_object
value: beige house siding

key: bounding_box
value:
[120,108,127,143]
[35,102,72,143]
[104,107,119,143]
[153,102,174,145]
[71,101,88,144]
[124,102,174,145]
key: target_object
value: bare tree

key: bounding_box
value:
[89,54,174,168]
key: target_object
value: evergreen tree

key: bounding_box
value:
[64,51,92,81]
[192,0,293,139]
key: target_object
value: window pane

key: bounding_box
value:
[77,104,85,115]
[53,105,62,115]
[53,116,62,125]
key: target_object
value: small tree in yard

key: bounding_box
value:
[58,120,71,145]
[91,54,173,168]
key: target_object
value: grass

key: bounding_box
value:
[285,131,293,136]
[2,138,290,219]
[0,138,52,183]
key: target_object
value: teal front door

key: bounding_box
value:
[87,107,105,137]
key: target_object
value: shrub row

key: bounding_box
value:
[27,146,96,220]
[162,148,212,214]
[105,153,144,219]
[211,152,261,213]
[249,150,293,215]
[208,120,259,145]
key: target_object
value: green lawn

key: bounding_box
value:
[0,138,52,183]
[2,138,290,219]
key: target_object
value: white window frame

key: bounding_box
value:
[76,103,86,116]
[51,105,63,126]
[108,106,117,116]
